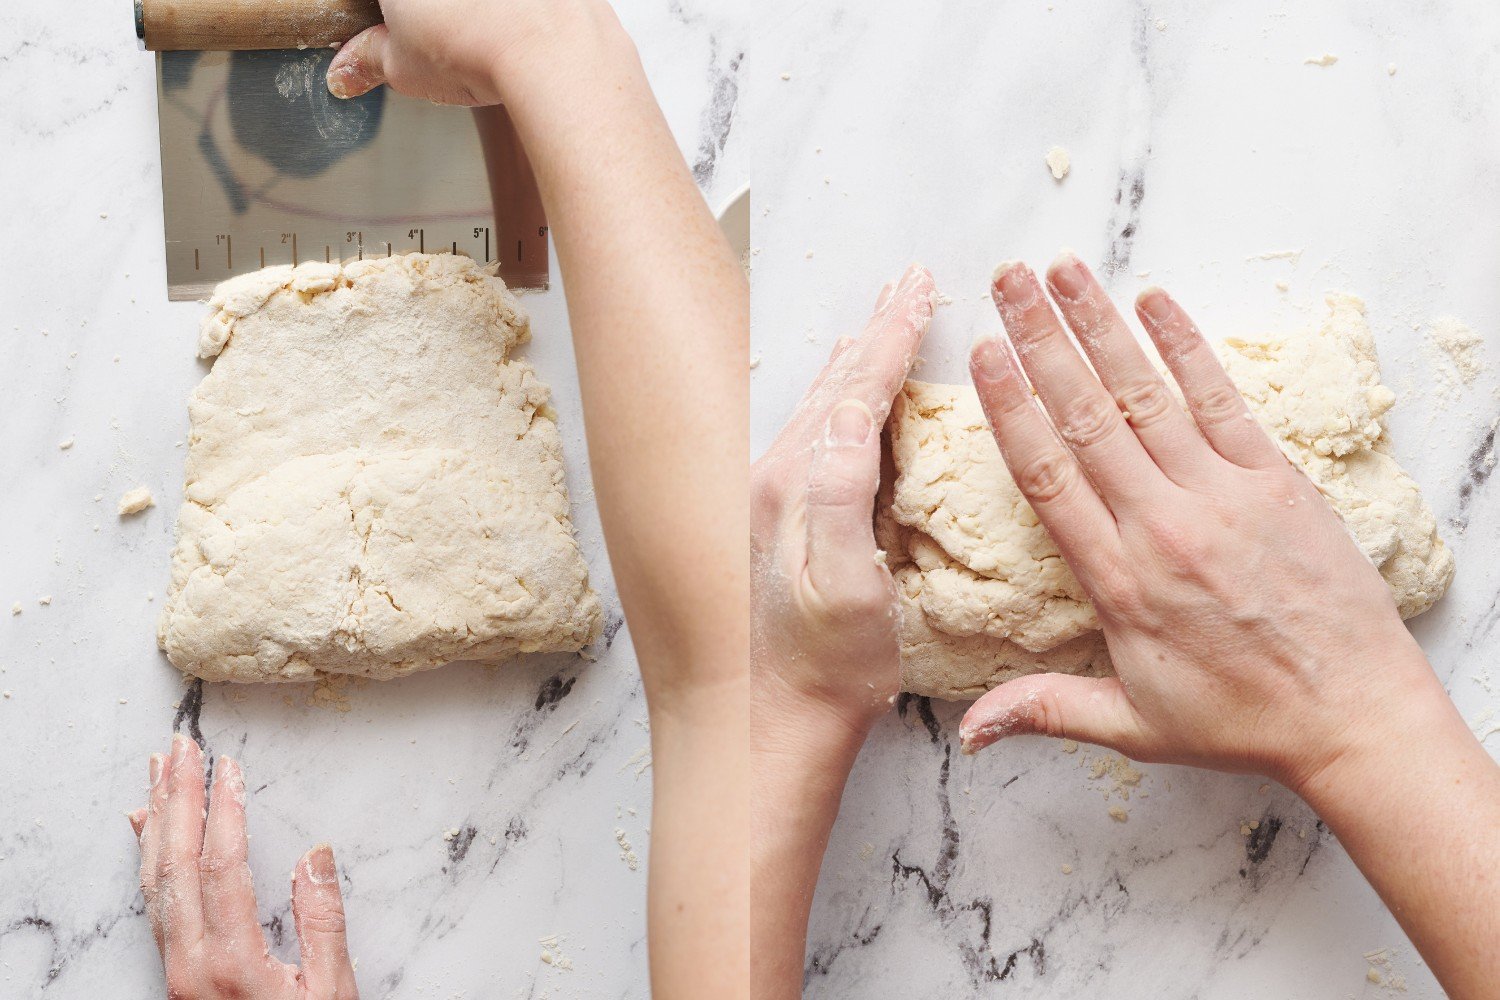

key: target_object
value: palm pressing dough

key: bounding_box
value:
[882,294,1454,700]
[159,254,602,682]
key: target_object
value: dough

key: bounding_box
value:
[884,294,1454,700]
[118,486,155,516]
[158,254,602,682]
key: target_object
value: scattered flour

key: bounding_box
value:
[1425,316,1485,391]
[1305,53,1339,67]
[539,933,575,971]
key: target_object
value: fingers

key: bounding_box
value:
[139,751,170,949]
[969,334,1120,580]
[804,400,885,601]
[959,673,1142,755]
[1043,255,1215,482]
[200,757,267,961]
[327,24,390,99]
[1136,288,1286,470]
[128,808,147,840]
[293,845,359,1000]
[991,263,1161,506]
[157,733,206,953]
[842,263,936,423]
[781,264,936,451]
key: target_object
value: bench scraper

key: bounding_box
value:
[137,0,549,300]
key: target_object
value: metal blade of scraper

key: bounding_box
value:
[139,0,549,300]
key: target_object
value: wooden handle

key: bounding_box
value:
[138,0,382,51]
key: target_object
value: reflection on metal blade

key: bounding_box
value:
[154,50,549,300]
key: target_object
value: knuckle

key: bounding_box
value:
[208,966,247,994]
[1012,449,1079,505]
[1022,689,1068,738]
[1057,393,1123,448]
[808,463,865,510]
[1193,380,1246,425]
[196,853,240,882]
[1143,516,1211,571]
[298,908,349,937]
[156,854,192,885]
[1116,378,1174,428]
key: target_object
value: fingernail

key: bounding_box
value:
[303,844,338,885]
[170,733,191,766]
[970,335,1016,381]
[219,757,246,804]
[826,400,874,447]
[1047,254,1091,303]
[991,262,1039,312]
[148,753,165,787]
[1137,286,1172,325]
[326,63,357,99]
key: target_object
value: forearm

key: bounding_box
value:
[649,683,750,1000]
[752,688,871,998]
[495,17,749,693]
[1293,674,1500,1000]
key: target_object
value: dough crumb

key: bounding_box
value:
[58,439,74,450]
[117,486,155,516]
[10,603,21,616]
[750,355,761,369]
[37,596,51,607]
[1060,863,1073,874]
[780,71,792,81]
[858,842,876,861]
[1045,146,1071,180]
[1154,18,1167,31]
[1304,53,1339,67]
[1107,805,1129,822]
[613,827,640,871]
[1060,739,1080,754]
[1387,63,1397,76]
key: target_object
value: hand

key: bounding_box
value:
[749,265,935,997]
[128,734,358,1000]
[958,255,1451,791]
[326,0,624,106]
[751,265,937,737]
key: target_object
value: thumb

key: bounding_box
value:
[804,399,883,599]
[292,844,359,999]
[960,673,1143,756]
[327,24,391,99]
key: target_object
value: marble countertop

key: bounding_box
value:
[746,1,1499,997]
[0,2,746,996]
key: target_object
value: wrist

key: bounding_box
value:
[753,669,878,780]
[485,5,640,110]
[1282,651,1459,810]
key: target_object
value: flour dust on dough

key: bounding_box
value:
[159,254,602,682]
[884,293,1454,700]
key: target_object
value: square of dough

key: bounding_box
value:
[159,254,602,682]
[884,294,1454,700]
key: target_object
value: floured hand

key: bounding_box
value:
[129,735,358,1000]
[326,0,625,107]
[959,255,1448,792]
[751,264,937,736]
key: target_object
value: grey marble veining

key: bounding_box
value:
[0,1,744,996]
[746,1,1499,997]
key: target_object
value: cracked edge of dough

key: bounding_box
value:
[196,254,528,360]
